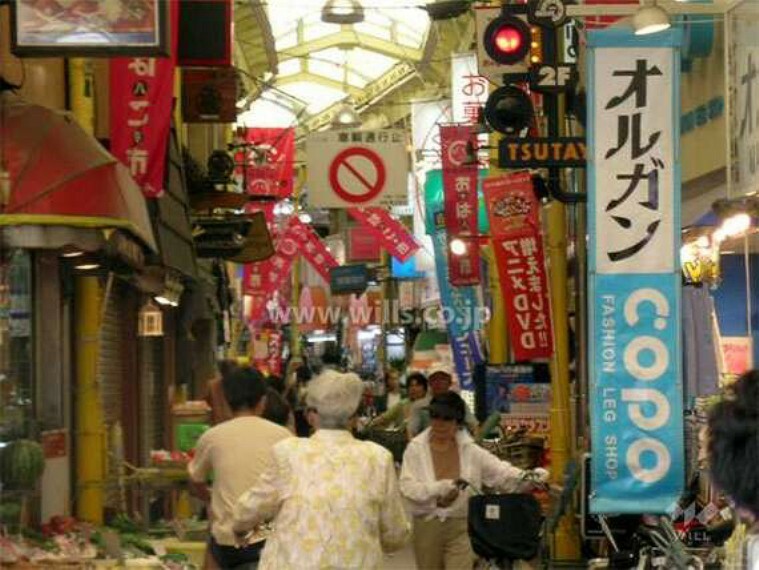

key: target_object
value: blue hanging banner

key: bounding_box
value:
[431,229,484,390]
[587,28,685,514]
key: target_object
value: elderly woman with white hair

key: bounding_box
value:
[232,370,410,570]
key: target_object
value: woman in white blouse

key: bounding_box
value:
[232,370,410,570]
[400,392,548,570]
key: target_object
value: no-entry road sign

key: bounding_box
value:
[307,129,409,208]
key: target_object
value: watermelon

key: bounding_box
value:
[0,439,45,490]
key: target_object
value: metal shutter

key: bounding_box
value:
[139,336,165,464]
[98,280,127,510]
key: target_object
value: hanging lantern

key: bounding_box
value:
[138,299,164,337]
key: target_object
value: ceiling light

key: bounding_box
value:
[75,263,100,271]
[61,249,84,258]
[299,212,313,224]
[322,0,364,24]
[331,102,362,129]
[633,3,671,35]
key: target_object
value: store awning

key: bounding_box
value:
[0,93,156,251]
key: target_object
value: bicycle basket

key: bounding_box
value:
[362,426,407,463]
[468,493,542,562]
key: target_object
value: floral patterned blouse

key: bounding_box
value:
[233,429,411,570]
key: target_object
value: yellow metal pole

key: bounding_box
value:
[67,58,95,135]
[545,200,581,559]
[75,276,105,524]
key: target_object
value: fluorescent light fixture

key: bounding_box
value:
[75,263,100,271]
[299,212,313,224]
[633,3,671,35]
[154,296,174,306]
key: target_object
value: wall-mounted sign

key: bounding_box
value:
[499,137,586,168]
[529,64,578,94]
[11,0,168,57]
[330,264,370,296]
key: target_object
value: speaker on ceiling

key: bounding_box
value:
[177,0,232,67]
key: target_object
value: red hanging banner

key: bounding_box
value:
[483,172,554,361]
[285,217,339,282]
[235,127,295,199]
[440,124,480,286]
[110,1,178,199]
[347,207,419,262]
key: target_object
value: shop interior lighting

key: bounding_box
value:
[713,213,752,244]
[633,2,671,35]
[298,212,313,224]
[74,262,100,271]
[273,200,295,217]
[321,0,364,24]
[449,238,468,256]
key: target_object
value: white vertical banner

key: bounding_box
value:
[731,9,759,195]
[411,99,452,171]
[587,28,685,515]
[451,53,489,126]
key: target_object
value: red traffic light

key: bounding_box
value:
[484,15,531,65]
[494,25,524,55]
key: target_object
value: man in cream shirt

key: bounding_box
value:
[189,367,292,569]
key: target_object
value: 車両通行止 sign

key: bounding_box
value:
[306,130,409,208]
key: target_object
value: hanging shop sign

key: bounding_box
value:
[181,67,238,123]
[730,12,759,196]
[109,2,177,199]
[431,229,485,391]
[348,207,419,262]
[587,28,684,515]
[441,124,481,286]
[483,172,554,361]
[306,130,409,208]
[348,227,382,262]
[235,128,295,199]
[498,137,587,168]
[330,264,370,296]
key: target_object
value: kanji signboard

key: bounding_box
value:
[306,130,409,208]
[587,28,684,515]
[731,10,759,195]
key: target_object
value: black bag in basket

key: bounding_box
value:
[468,493,542,561]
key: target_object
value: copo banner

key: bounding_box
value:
[483,172,553,361]
[348,207,419,262]
[587,28,684,514]
[441,124,481,286]
[110,1,178,199]
[431,229,484,390]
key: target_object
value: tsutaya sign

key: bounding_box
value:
[498,137,587,168]
[587,29,685,514]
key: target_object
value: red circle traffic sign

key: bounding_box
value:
[328,147,386,204]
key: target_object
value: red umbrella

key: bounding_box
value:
[0,93,156,250]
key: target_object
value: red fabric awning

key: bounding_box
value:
[0,93,156,251]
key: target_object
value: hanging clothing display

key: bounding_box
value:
[682,285,720,404]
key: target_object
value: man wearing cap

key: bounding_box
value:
[407,365,478,438]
